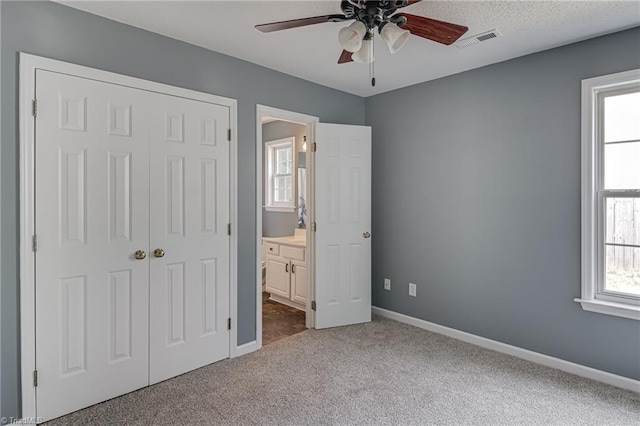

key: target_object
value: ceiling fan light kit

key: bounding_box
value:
[352,37,374,64]
[379,22,410,54]
[256,0,469,86]
[338,20,368,52]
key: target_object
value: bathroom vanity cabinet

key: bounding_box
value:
[263,237,307,310]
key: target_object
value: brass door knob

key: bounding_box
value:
[134,250,147,260]
[363,232,371,239]
[153,248,165,258]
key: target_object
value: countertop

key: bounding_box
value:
[262,236,307,248]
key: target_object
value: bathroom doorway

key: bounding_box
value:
[255,105,318,348]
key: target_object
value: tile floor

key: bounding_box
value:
[262,292,306,345]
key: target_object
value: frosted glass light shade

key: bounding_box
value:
[338,21,367,53]
[352,39,374,64]
[380,23,410,54]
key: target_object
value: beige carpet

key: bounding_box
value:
[47,316,639,425]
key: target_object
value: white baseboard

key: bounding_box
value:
[268,294,305,311]
[372,306,640,393]
[233,340,260,357]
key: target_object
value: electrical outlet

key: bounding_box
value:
[409,283,417,297]
[384,278,391,291]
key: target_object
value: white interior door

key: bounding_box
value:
[148,92,230,384]
[35,70,150,420]
[314,123,372,329]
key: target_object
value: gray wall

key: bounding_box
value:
[366,27,640,381]
[0,1,364,417]
[262,120,306,237]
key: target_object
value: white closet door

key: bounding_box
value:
[35,70,150,421]
[148,92,230,384]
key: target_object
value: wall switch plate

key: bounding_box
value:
[409,283,417,297]
[384,278,391,291]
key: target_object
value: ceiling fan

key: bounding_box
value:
[256,0,468,85]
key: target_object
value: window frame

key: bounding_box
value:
[264,137,296,212]
[578,69,640,320]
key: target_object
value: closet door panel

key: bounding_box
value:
[34,70,150,422]
[149,92,230,384]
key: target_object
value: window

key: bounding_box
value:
[579,69,640,320]
[265,137,296,212]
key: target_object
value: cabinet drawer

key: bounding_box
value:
[281,245,305,262]
[265,242,279,256]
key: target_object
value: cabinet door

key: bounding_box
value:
[291,262,308,304]
[266,256,290,298]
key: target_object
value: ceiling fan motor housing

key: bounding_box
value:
[341,0,409,31]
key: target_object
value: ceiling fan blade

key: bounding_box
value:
[397,13,468,45]
[338,50,353,64]
[256,14,348,33]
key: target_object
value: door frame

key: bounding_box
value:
[19,53,239,420]
[255,105,319,349]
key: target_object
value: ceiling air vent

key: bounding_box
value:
[455,29,502,48]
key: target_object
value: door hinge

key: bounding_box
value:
[227,128,231,141]
[227,223,231,236]
[311,301,317,311]
[312,222,317,232]
[33,370,38,387]
[311,142,317,152]
[32,235,38,252]
[32,99,38,117]
[227,318,231,330]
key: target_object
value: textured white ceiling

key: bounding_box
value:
[56,0,640,96]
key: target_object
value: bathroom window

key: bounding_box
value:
[578,69,640,320]
[265,137,296,212]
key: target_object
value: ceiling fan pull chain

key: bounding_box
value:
[370,36,376,87]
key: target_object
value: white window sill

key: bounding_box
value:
[264,206,296,213]
[574,298,640,320]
